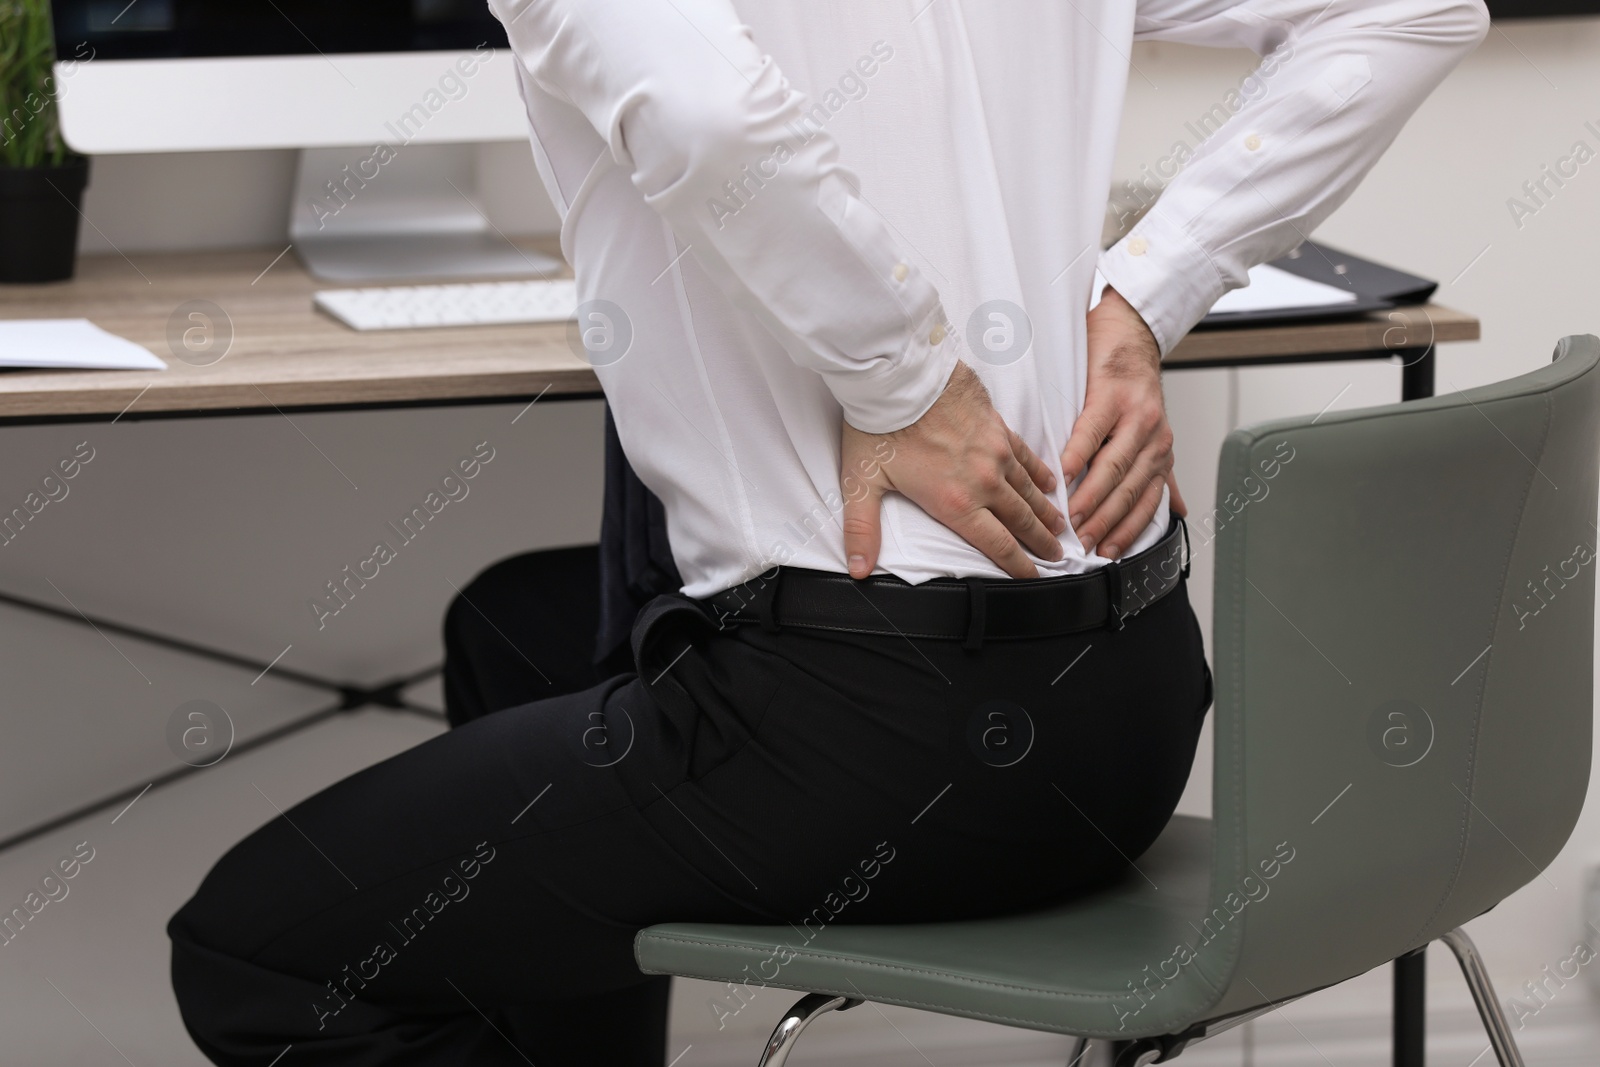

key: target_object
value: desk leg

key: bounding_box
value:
[1393,344,1434,1067]
[1395,947,1427,1067]
[1402,346,1435,402]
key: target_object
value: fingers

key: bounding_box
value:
[949,507,1040,579]
[1005,443,1066,537]
[995,466,1066,562]
[1058,404,1111,486]
[1066,427,1140,549]
[1008,427,1057,495]
[1069,403,1173,554]
[1097,475,1166,561]
[841,477,886,579]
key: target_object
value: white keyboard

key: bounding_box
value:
[314,279,579,331]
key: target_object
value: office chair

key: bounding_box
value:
[635,334,1600,1066]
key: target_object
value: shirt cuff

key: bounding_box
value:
[1096,211,1229,358]
[824,304,961,435]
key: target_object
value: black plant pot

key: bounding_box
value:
[0,155,91,284]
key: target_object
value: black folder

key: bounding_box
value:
[1195,241,1438,328]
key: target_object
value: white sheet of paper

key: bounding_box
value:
[1090,263,1359,315]
[1208,263,1359,313]
[0,319,167,371]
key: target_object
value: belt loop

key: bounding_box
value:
[963,577,987,651]
[1177,515,1192,580]
[754,566,782,633]
[1102,558,1126,632]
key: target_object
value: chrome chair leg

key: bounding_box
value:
[1068,1036,1107,1062]
[756,992,862,1067]
[1440,927,1527,1067]
[1072,1038,1157,1067]
[1081,1038,1126,1067]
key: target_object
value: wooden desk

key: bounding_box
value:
[0,242,1478,424]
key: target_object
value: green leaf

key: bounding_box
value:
[0,0,81,169]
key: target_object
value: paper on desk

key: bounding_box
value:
[0,319,167,370]
[1090,263,1359,314]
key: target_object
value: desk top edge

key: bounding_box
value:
[0,246,1481,421]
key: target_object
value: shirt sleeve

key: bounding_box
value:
[1098,0,1490,357]
[489,0,957,434]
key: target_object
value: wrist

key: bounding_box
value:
[1090,287,1162,376]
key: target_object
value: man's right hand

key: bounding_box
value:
[840,360,1066,579]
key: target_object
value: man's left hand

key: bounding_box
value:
[1059,285,1187,560]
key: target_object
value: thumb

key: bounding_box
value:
[841,476,886,579]
[840,427,889,579]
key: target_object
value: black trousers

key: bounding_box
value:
[169,545,1212,1066]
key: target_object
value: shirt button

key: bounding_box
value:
[1127,236,1148,257]
[892,262,909,282]
[928,322,947,345]
[1245,134,1262,151]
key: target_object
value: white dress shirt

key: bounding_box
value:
[490,0,1488,599]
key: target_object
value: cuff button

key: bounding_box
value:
[1127,236,1148,257]
[892,262,910,282]
[928,322,947,345]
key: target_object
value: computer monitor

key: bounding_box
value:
[51,0,560,281]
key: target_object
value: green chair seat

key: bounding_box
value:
[636,815,1220,1039]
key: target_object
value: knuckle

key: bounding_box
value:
[840,516,877,539]
[937,486,975,516]
[984,529,1016,559]
[973,466,1005,494]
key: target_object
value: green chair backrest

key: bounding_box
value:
[1191,335,1600,1018]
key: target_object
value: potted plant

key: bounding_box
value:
[1,0,90,283]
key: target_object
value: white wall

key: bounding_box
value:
[7,12,1599,1040]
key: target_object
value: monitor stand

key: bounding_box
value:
[288,143,562,283]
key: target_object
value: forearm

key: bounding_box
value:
[1101,0,1490,355]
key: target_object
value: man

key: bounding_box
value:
[168,2,1490,1064]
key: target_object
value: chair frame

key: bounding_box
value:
[754,923,1524,1066]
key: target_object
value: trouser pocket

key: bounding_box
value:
[629,593,775,780]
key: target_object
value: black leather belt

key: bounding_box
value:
[702,516,1190,648]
